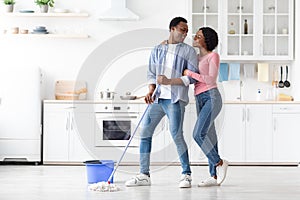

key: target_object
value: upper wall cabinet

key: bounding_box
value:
[190,0,294,61]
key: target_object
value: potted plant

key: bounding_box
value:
[3,0,15,13]
[34,0,54,13]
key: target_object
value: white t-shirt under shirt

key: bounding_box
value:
[160,44,176,99]
[159,44,190,99]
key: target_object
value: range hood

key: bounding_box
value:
[99,0,139,21]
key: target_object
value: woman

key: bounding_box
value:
[157,27,228,187]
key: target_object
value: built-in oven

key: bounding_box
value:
[94,103,140,147]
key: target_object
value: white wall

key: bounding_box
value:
[0,0,299,100]
[0,0,187,99]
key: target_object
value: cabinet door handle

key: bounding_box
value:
[66,116,69,131]
[70,116,73,131]
[242,108,245,122]
[247,108,250,122]
[65,106,76,109]
[273,117,277,132]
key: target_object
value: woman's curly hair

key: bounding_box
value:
[199,27,218,51]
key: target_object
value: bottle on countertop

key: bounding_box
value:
[244,19,248,34]
[256,89,262,101]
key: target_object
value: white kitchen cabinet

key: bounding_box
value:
[43,102,94,163]
[190,0,294,60]
[260,0,294,60]
[219,104,273,163]
[191,0,220,33]
[272,104,300,163]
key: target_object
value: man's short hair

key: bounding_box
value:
[169,17,188,31]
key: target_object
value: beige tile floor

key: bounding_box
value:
[0,164,300,200]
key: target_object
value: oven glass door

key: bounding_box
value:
[95,113,139,147]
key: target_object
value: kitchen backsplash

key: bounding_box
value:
[219,63,293,101]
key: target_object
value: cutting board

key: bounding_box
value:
[55,80,87,100]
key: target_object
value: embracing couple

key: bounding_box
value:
[125,17,228,188]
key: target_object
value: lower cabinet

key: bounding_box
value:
[218,103,300,164]
[43,102,300,165]
[219,104,273,163]
[272,105,300,163]
[43,103,94,163]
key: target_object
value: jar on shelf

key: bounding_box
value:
[228,22,236,34]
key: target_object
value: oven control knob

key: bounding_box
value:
[105,106,108,110]
[127,106,130,110]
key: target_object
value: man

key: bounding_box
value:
[125,17,198,188]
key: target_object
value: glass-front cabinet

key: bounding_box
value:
[191,0,219,33]
[261,0,293,59]
[191,0,220,53]
[190,0,294,60]
[226,0,254,57]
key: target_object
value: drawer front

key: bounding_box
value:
[273,104,300,113]
[44,103,93,113]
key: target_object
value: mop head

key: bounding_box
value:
[88,181,120,192]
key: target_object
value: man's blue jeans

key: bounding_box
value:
[193,88,223,176]
[139,99,191,175]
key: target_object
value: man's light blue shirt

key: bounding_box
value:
[147,42,199,103]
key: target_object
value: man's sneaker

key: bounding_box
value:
[125,173,151,187]
[179,174,192,188]
[198,177,219,187]
[216,159,229,185]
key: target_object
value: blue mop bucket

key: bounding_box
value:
[84,160,114,184]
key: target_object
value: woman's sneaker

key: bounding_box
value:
[216,159,229,185]
[125,173,151,187]
[198,177,219,187]
[179,174,192,188]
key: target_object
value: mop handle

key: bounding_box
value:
[107,87,158,183]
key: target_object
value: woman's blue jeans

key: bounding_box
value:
[139,99,191,175]
[193,88,223,176]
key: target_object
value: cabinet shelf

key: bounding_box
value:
[228,13,254,16]
[1,34,89,39]
[192,12,218,15]
[263,13,289,16]
[2,12,89,17]
[227,34,254,37]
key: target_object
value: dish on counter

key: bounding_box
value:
[33,29,48,32]
[31,31,49,34]
[19,10,35,13]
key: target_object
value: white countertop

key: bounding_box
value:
[43,99,300,104]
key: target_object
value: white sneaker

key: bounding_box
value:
[198,177,219,187]
[125,173,151,187]
[216,159,229,185]
[179,174,192,188]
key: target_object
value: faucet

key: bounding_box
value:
[237,80,243,101]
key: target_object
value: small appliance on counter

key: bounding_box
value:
[99,89,115,100]
[55,80,87,100]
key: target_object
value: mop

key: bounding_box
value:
[88,99,152,192]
